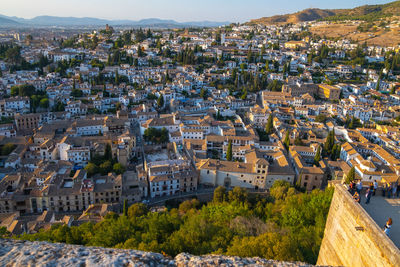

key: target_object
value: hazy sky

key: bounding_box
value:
[1,0,395,22]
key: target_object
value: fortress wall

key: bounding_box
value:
[317,183,400,267]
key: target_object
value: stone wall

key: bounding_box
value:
[0,239,311,267]
[317,183,400,267]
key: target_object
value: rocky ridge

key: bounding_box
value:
[0,239,313,267]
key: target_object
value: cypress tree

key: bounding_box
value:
[283,131,290,151]
[157,94,164,108]
[265,114,274,135]
[123,199,128,216]
[226,140,233,161]
[345,166,356,184]
[324,129,335,156]
[296,171,303,189]
[314,146,321,167]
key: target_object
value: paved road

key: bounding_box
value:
[361,194,400,248]
[146,188,216,206]
[145,187,269,206]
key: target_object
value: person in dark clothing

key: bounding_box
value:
[397,183,400,198]
[382,183,387,197]
[365,188,372,204]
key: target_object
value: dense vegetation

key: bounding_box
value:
[143,127,169,144]
[84,143,125,177]
[10,84,49,112]
[17,182,333,264]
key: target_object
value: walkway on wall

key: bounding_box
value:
[361,195,400,248]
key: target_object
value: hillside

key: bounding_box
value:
[250,0,400,25]
[0,17,19,26]
[250,8,339,25]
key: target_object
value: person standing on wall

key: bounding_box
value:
[384,218,392,237]
[392,182,397,199]
[387,183,392,199]
[356,180,362,195]
[365,187,373,204]
[373,180,378,196]
[382,182,387,197]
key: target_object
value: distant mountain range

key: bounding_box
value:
[250,0,400,25]
[0,14,229,28]
[0,16,20,25]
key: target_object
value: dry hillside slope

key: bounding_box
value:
[249,0,400,25]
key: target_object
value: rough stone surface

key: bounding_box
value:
[317,183,400,267]
[0,239,312,267]
[174,253,312,267]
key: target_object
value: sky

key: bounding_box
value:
[1,0,395,22]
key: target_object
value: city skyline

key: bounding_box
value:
[1,0,395,22]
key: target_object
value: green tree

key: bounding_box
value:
[123,199,128,216]
[283,131,290,151]
[113,163,126,175]
[115,70,119,85]
[390,86,396,95]
[228,187,248,203]
[0,144,16,156]
[137,45,145,57]
[100,161,112,175]
[323,130,335,156]
[5,46,22,65]
[71,89,83,97]
[314,146,321,167]
[10,84,36,97]
[315,114,327,123]
[157,94,164,108]
[200,88,208,100]
[84,163,97,177]
[213,186,227,203]
[143,127,169,144]
[334,144,341,161]
[265,114,273,135]
[348,116,361,129]
[104,143,112,161]
[17,183,334,265]
[296,172,303,189]
[345,166,356,184]
[39,98,49,109]
[127,203,148,218]
[179,199,200,213]
[375,79,380,91]
[226,140,233,161]
[0,226,9,238]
